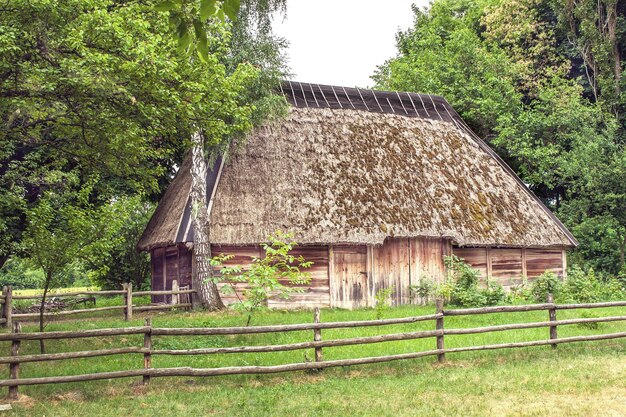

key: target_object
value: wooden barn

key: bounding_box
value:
[137,82,578,309]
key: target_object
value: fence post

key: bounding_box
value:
[435,298,445,363]
[143,318,152,385]
[2,286,12,329]
[313,307,323,366]
[547,293,557,349]
[171,280,179,307]
[9,322,21,400]
[123,283,133,321]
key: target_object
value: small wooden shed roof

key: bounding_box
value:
[137,82,577,251]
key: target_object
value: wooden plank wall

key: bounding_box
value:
[151,248,165,303]
[211,245,331,309]
[151,241,566,309]
[330,238,450,308]
[150,245,193,303]
[452,246,566,288]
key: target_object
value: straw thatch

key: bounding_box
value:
[137,89,577,251]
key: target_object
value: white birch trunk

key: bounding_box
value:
[190,132,225,311]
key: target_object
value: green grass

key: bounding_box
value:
[13,287,100,296]
[11,292,152,317]
[1,304,625,416]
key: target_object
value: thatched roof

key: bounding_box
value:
[137,82,577,251]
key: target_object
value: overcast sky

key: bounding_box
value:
[273,1,430,89]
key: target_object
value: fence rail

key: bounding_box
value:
[0,281,197,326]
[0,296,625,398]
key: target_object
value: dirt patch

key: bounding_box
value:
[9,394,35,409]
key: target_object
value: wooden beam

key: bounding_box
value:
[327,245,336,308]
[521,248,527,279]
[486,247,492,279]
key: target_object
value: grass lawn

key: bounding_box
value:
[0,304,625,416]
[13,287,100,296]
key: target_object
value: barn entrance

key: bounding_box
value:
[329,238,450,309]
[150,244,193,303]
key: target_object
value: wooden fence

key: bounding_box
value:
[0,281,197,327]
[0,297,625,398]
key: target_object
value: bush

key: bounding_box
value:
[483,280,506,305]
[562,265,601,303]
[374,287,394,320]
[529,271,561,302]
[561,265,625,302]
[409,278,435,302]
[445,255,505,307]
[0,257,44,289]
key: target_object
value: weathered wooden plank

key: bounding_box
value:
[212,245,331,309]
[452,247,487,279]
[332,245,368,309]
[526,249,563,278]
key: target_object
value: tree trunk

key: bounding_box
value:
[190,132,225,311]
[39,272,52,354]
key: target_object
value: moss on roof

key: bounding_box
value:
[138,106,576,251]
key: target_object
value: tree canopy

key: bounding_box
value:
[0,0,287,283]
[374,0,625,274]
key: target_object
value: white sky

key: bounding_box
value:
[273,1,430,89]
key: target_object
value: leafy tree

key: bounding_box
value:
[0,257,44,290]
[373,0,521,139]
[1,0,288,310]
[88,197,154,290]
[21,181,121,353]
[213,232,312,326]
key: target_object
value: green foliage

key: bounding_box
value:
[213,231,312,325]
[445,255,506,307]
[0,0,287,268]
[560,265,625,303]
[21,182,122,291]
[529,271,561,303]
[155,0,286,64]
[409,278,435,301]
[88,197,154,290]
[374,286,394,320]
[0,257,44,289]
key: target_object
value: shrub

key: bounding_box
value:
[529,271,561,302]
[409,278,435,302]
[562,265,601,303]
[214,231,312,326]
[482,280,506,305]
[444,255,505,307]
[374,286,394,320]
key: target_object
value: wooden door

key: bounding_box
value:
[330,245,369,309]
